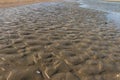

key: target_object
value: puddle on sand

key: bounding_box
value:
[77,0,120,28]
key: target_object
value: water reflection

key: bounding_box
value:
[78,0,120,28]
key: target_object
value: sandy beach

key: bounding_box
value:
[0,0,120,80]
[0,0,63,8]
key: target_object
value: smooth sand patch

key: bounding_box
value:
[0,0,62,8]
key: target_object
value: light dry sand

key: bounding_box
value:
[0,0,62,8]
[0,1,120,80]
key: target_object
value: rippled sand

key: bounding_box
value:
[0,1,120,80]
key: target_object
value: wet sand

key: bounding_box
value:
[78,0,120,28]
[0,1,120,80]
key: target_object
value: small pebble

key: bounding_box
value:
[36,70,41,74]
[116,73,120,78]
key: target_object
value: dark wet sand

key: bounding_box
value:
[0,1,120,80]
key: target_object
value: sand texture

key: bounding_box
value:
[0,0,62,8]
[0,1,120,80]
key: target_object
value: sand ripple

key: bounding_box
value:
[0,2,120,80]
